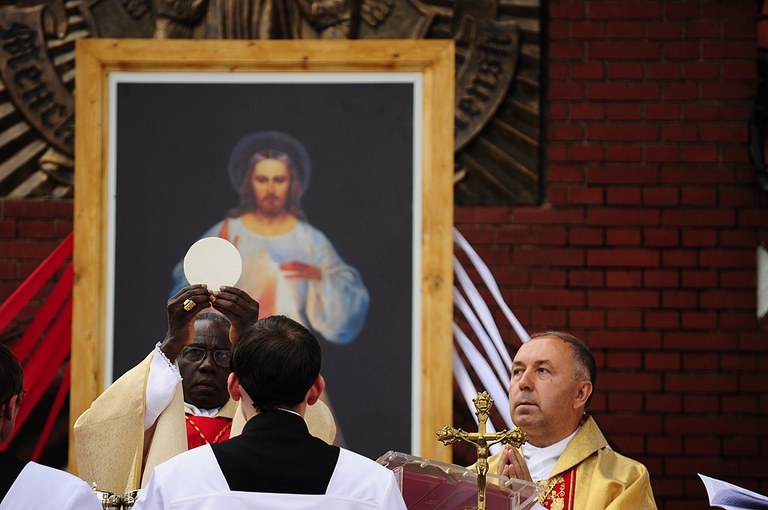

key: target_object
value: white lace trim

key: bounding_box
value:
[154,342,179,373]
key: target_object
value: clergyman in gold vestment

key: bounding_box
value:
[489,331,657,510]
[74,285,335,495]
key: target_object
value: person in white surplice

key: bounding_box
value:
[0,344,102,510]
[133,315,406,510]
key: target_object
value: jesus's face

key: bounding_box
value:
[250,158,291,217]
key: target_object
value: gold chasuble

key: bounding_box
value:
[487,416,657,510]
[74,351,336,494]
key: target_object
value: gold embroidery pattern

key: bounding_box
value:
[538,475,566,509]
[185,415,231,444]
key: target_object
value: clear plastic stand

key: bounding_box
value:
[376,451,540,510]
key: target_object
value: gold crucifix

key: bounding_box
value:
[437,391,527,510]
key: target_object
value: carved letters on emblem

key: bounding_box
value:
[455,31,517,147]
[0,1,541,202]
[453,17,520,152]
[0,10,74,156]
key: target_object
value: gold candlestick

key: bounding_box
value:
[437,391,527,510]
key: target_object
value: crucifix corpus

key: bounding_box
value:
[437,391,528,510]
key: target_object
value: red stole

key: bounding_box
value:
[185,415,232,449]
[217,218,240,249]
[539,467,576,510]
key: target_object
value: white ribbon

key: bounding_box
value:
[453,286,509,385]
[454,228,529,344]
[452,351,504,456]
[453,323,512,427]
[452,227,529,444]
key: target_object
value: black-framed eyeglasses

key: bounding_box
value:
[180,346,231,368]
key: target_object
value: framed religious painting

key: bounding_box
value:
[70,39,454,466]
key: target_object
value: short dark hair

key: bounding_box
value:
[231,316,320,411]
[529,330,596,406]
[0,343,24,405]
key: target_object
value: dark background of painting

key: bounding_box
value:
[113,80,415,458]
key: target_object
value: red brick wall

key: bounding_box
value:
[0,199,72,462]
[457,2,768,509]
[2,3,768,508]
[0,200,73,325]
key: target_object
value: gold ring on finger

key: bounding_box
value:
[183,299,195,312]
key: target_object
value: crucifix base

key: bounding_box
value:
[376,451,540,510]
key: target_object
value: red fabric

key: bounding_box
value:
[0,233,73,457]
[541,467,576,510]
[218,218,230,241]
[12,263,72,362]
[1,298,71,449]
[185,415,232,449]
[0,233,72,332]
[217,218,240,248]
[31,362,71,461]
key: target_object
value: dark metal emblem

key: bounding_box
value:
[0,0,542,203]
[0,5,74,157]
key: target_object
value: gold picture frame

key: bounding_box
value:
[70,38,454,467]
